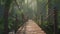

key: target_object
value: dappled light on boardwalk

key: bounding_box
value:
[16,19,46,34]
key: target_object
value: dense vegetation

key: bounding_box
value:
[0,0,60,34]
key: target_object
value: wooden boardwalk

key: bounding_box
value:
[16,20,46,34]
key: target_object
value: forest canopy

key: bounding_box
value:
[0,0,60,34]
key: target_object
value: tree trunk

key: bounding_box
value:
[36,0,41,25]
[53,7,58,34]
[4,0,12,34]
[15,14,18,33]
[48,0,53,25]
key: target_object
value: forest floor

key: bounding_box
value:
[16,19,46,34]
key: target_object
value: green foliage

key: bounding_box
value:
[0,0,60,34]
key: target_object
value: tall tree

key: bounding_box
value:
[53,7,58,34]
[48,0,58,34]
[4,0,12,34]
[48,0,54,25]
[36,0,41,25]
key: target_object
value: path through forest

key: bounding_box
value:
[16,19,46,34]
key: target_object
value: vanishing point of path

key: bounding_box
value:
[16,19,46,34]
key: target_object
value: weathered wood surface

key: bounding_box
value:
[16,20,46,34]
